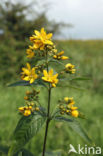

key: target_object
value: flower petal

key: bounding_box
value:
[26,63,31,70]
[49,69,53,76]
[43,70,48,77]
[23,76,30,81]
[30,78,34,84]
[41,27,46,36]
[35,30,40,36]
[46,33,53,39]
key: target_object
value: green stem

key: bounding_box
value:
[42,84,51,156]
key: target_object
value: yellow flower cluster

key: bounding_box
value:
[65,63,76,74]
[42,69,58,87]
[21,28,75,85]
[18,27,80,118]
[26,48,35,58]
[19,104,39,116]
[19,90,40,116]
[53,51,75,74]
[21,63,38,83]
[59,97,79,117]
[24,89,40,101]
[30,28,53,50]
[53,51,69,60]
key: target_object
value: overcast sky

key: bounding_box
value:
[8,0,103,39]
[45,0,103,39]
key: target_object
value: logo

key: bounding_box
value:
[68,144,101,155]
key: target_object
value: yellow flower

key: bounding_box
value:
[28,106,32,110]
[66,109,69,113]
[59,105,64,109]
[26,91,31,95]
[24,96,29,100]
[68,97,75,105]
[70,106,78,110]
[24,106,29,110]
[64,97,69,102]
[23,110,31,116]
[35,107,40,111]
[42,69,59,87]
[30,28,53,50]
[53,49,57,53]
[64,97,75,105]
[71,110,79,117]
[61,56,69,60]
[53,51,69,60]
[19,107,25,113]
[26,49,35,58]
[21,63,38,83]
[65,63,76,74]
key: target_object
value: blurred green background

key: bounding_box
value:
[0,1,103,156]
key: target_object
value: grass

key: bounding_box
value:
[0,40,103,156]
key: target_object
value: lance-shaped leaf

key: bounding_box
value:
[70,77,91,81]
[59,77,91,82]
[8,79,46,87]
[53,116,73,122]
[8,114,46,156]
[54,116,92,144]
[57,83,86,91]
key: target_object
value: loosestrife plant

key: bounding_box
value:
[8,28,92,156]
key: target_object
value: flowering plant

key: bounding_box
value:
[8,28,92,156]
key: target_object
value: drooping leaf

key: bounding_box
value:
[8,114,45,156]
[68,120,92,144]
[54,116,92,144]
[8,79,46,87]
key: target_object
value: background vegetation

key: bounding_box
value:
[0,1,103,156]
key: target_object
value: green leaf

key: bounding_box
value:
[36,58,46,66]
[68,120,92,144]
[8,80,30,87]
[19,149,34,156]
[54,116,73,122]
[0,145,34,156]
[49,59,64,66]
[59,77,91,82]
[8,114,45,156]
[8,79,46,87]
[78,112,86,119]
[70,77,91,81]
[0,145,9,155]
[55,116,92,144]
[57,83,86,91]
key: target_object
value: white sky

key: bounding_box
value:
[46,0,103,39]
[4,0,103,39]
